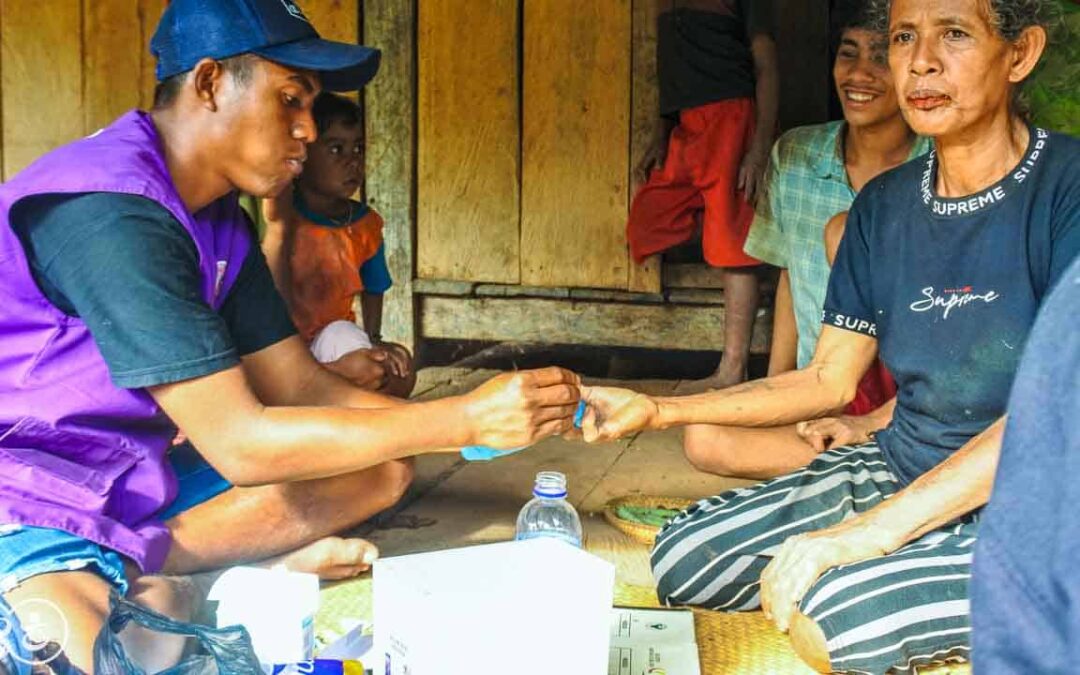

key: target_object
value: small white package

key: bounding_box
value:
[208,565,320,666]
[375,538,615,675]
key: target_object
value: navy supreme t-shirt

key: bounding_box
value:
[823,128,1080,484]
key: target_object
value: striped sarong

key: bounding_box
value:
[650,443,976,674]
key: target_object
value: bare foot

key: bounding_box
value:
[262,536,379,580]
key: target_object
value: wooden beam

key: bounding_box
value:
[626,0,661,293]
[363,0,416,351]
[412,279,476,297]
[421,296,772,353]
[663,263,726,289]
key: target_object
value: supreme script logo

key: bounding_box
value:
[909,285,999,320]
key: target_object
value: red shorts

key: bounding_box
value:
[845,359,897,416]
[627,98,759,268]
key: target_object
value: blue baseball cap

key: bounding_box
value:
[151,0,380,92]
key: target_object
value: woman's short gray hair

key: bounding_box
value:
[868,0,1062,119]
[867,0,1060,41]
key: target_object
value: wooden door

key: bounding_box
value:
[417,0,520,284]
[416,0,648,291]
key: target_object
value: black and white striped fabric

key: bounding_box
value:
[650,443,976,674]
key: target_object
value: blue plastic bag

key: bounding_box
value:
[94,591,263,674]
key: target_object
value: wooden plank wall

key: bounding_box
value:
[417,0,520,284]
[521,0,631,289]
[364,0,417,350]
[304,1,359,44]
[1,0,167,180]
[626,0,662,293]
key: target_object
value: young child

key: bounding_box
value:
[628,0,780,391]
[263,92,415,397]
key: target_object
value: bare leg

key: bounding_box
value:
[790,611,832,673]
[677,266,761,394]
[3,569,191,673]
[713,266,760,385]
[683,423,818,479]
[162,459,413,579]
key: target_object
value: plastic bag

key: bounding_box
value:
[94,591,263,675]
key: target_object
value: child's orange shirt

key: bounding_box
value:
[288,200,384,341]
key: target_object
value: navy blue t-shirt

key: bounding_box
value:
[11,192,297,389]
[971,252,1080,673]
[824,128,1080,484]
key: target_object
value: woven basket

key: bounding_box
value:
[602,495,698,545]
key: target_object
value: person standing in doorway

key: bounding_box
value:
[627,0,780,391]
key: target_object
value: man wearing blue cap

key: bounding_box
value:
[0,1,581,670]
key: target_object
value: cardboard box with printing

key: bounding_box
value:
[374,538,616,675]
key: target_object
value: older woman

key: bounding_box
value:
[581,0,1078,671]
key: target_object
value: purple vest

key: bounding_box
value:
[0,111,251,572]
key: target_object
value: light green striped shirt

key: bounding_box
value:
[744,121,930,367]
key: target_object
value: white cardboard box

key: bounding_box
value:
[374,538,615,675]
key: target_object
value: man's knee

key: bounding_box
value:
[3,571,113,671]
[790,611,832,673]
[683,425,755,477]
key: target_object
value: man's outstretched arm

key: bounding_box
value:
[151,346,581,486]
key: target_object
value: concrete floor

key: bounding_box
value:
[356,366,755,578]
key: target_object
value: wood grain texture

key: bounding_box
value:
[422,296,773,353]
[302,0,359,44]
[363,0,416,349]
[138,0,168,108]
[84,0,142,133]
[2,0,83,178]
[627,0,662,293]
[417,0,520,284]
[521,0,631,289]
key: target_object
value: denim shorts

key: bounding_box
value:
[0,443,231,671]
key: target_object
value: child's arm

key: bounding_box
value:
[740,31,780,205]
[358,241,393,342]
[360,291,383,344]
[260,188,301,315]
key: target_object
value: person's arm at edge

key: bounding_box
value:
[740,32,780,203]
[767,269,797,376]
[865,416,1002,548]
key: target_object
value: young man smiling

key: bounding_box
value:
[0,0,580,669]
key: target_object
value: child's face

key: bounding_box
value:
[297,119,364,201]
[833,28,903,129]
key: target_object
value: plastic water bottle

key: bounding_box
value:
[515,471,583,547]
